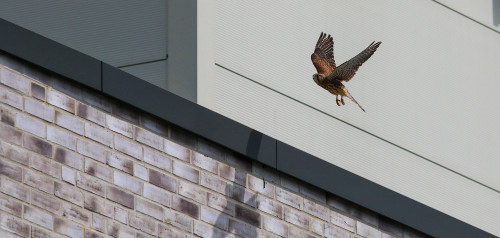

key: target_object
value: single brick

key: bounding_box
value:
[149,169,177,193]
[228,219,256,238]
[325,225,350,238]
[289,226,316,238]
[77,103,105,126]
[114,206,128,224]
[25,98,54,122]
[31,82,45,100]
[172,195,199,219]
[0,213,30,237]
[357,221,382,238]
[15,114,45,137]
[207,192,235,216]
[309,218,324,236]
[143,147,171,172]
[76,172,105,197]
[164,210,193,233]
[219,163,246,186]
[0,123,22,146]
[280,174,300,193]
[23,205,54,230]
[331,211,355,232]
[228,185,257,207]
[0,68,30,94]
[61,202,91,227]
[1,87,23,112]
[200,172,226,194]
[30,153,61,178]
[159,224,185,238]
[54,217,83,238]
[0,105,16,126]
[172,160,199,183]
[164,139,190,162]
[92,213,107,232]
[106,186,135,209]
[304,198,329,221]
[248,174,275,198]
[54,182,83,206]
[276,187,303,210]
[0,177,30,202]
[55,147,83,170]
[55,111,84,135]
[134,163,149,181]
[32,225,63,238]
[262,215,288,238]
[235,203,260,227]
[23,134,52,158]
[136,198,164,220]
[85,230,107,238]
[194,220,233,238]
[129,212,158,236]
[253,163,280,184]
[77,139,108,164]
[47,89,75,113]
[85,159,113,181]
[226,153,252,172]
[257,195,282,219]
[143,183,172,207]
[106,115,134,138]
[300,184,326,203]
[379,216,403,237]
[85,122,113,147]
[0,160,22,182]
[178,180,206,205]
[135,127,163,151]
[24,170,54,193]
[114,171,142,195]
[191,151,218,174]
[84,193,113,218]
[0,193,22,217]
[114,135,142,160]
[62,166,76,185]
[31,189,61,214]
[284,207,309,229]
[1,141,29,166]
[107,153,134,175]
[200,206,228,230]
[107,221,135,238]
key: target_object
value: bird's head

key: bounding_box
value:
[312,73,325,84]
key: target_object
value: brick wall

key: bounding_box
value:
[0,54,429,238]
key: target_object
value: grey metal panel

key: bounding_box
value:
[120,60,167,90]
[0,0,167,67]
[166,0,197,102]
[102,63,276,167]
[0,18,101,90]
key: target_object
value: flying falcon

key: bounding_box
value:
[311,32,381,112]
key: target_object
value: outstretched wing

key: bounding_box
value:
[311,32,336,76]
[333,41,381,82]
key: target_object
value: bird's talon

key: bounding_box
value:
[341,97,345,105]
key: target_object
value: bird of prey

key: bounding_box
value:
[311,32,381,112]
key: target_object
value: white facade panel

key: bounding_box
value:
[199,0,500,235]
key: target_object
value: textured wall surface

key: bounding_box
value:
[0,56,427,238]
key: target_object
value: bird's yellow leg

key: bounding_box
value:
[341,96,345,105]
[336,95,340,106]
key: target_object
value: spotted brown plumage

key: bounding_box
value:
[311,32,381,112]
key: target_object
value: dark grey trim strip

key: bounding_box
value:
[277,142,495,238]
[0,18,495,238]
[0,18,101,90]
[102,63,276,167]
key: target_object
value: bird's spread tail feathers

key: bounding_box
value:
[345,90,365,112]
